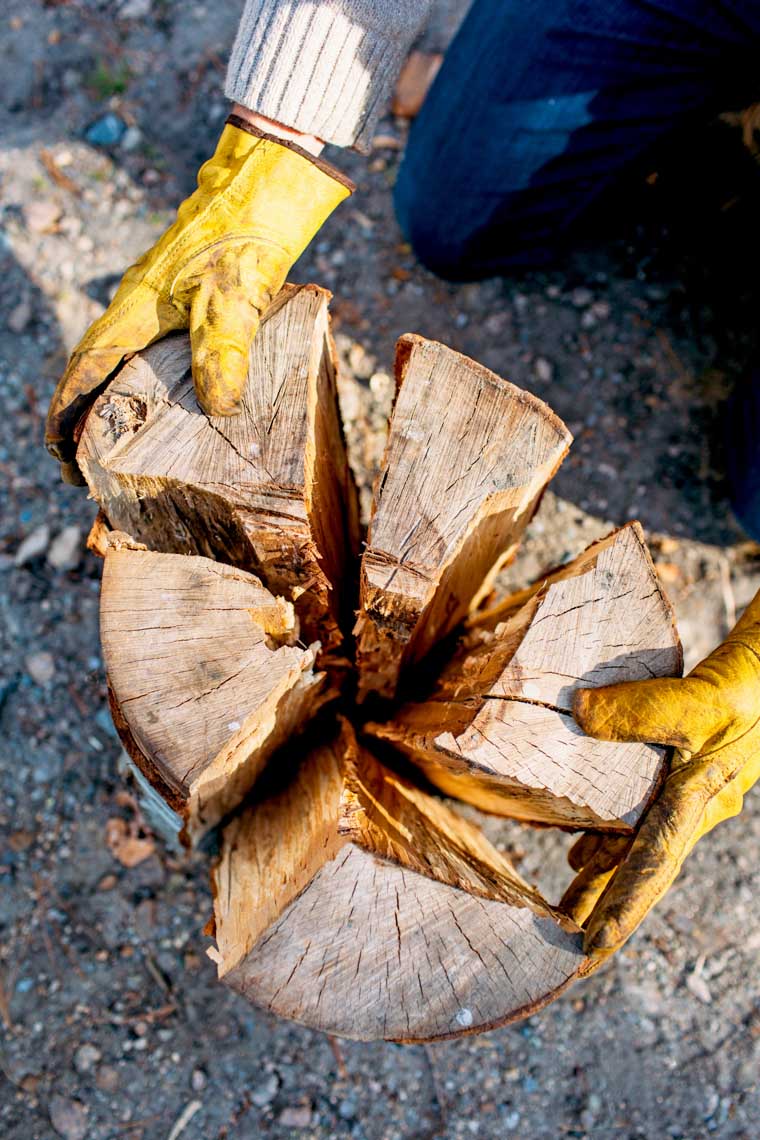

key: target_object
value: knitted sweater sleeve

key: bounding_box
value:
[225,1,433,150]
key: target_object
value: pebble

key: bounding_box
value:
[14,523,50,566]
[120,126,143,152]
[8,297,33,333]
[49,1095,88,1140]
[534,357,553,383]
[95,1065,120,1093]
[686,967,712,1004]
[570,287,594,307]
[190,1068,207,1092]
[86,114,127,147]
[119,0,152,16]
[24,199,61,234]
[347,341,375,381]
[48,525,83,571]
[73,1043,102,1074]
[278,1104,313,1128]
[26,651,55,685]
[338,1098,357,1120]
[251,1072,279,1107]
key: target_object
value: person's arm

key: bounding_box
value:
[226,0,432,150]
[562,591,760,958]
[46,0,432,481]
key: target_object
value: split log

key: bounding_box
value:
[354,336,571,701]
[368,524,682,831]
[78,284,359,658]
[208,720,585,1042]
[100,536,331,845]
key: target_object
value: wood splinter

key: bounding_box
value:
[78,283,359,658]
[100,539,332,845]
[208,720,585,1042]
[369,523,683,831]
[354,335,572,702]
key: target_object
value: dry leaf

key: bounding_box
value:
[105,817,155,867]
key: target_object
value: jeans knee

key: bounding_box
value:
[393,162,473,281]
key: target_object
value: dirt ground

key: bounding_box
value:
[2,2,760,1138]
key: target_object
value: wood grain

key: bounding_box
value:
[354,335,571,701]
[78,284,359,658]
[209,721,585,1042]
[101,543,331,844]
[369,524,682,831]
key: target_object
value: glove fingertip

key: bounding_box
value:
[192,347,249,418]
[573,687,613,738]
[583,915,625,958]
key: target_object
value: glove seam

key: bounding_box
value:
[226,114,356,194]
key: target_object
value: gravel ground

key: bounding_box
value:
[2,2,760,1138]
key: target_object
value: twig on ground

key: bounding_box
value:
[166,1099,202,1140]
[39,149,81,197]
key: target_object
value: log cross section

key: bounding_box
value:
[88,286,684,1042]
[101,542,330,844]
[209,721,585,1042]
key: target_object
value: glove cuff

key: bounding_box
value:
[225,114,356,195]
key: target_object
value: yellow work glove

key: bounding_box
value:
[562,590,760,959]
[45,115,353,483]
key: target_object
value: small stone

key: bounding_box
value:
[371,134,402,150]
[533,357,553,383]
[48,525,83,571]
[279,1105,313,1128]
[570,287,593,307]
[8,298,33,333]
[24,199,61,234]
[190,1068,207,1092]
[49,1095,88,1140]
[591,300,611,320]
[95,1065,120,1093]
[74,1043,102,1074]
[86,114,127,147]
[580,309,598,330]
[251,1072,279,1107]
[338,1098,357,1120]
[26,651,55,686]
[14,524,50,566]
[347,341,376,381]
[120,126,143,152]
[119,0,152,16]
[686,967,712,1004]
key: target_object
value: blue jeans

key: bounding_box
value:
[394,0,760,277]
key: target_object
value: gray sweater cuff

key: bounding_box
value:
[225,1,431,151]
